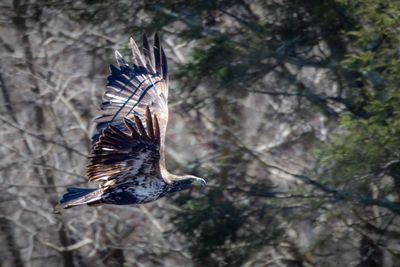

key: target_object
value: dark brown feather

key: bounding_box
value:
[134,115,147,139]
[145,106,154,139]
[153,114,160,142]
[161,47,168,81]
[154,33,161,74]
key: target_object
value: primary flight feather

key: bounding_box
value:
[57,33,206,210]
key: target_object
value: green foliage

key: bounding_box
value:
[319,95,400,181]
[172,186,284,266]
[178,37,243,86]
[173,188,245,264]
[316,1,400,197]
[177,191,244,259]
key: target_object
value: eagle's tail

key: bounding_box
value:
[55,187,100,212]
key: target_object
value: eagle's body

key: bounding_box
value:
[57,34,205,210]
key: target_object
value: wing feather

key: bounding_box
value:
[154,33,162,75]
[161,47,168,81]
[92,34,169,167]
[145,106,154,139]
[153,114,160,141]
[134,114,147,138]
[130,37,146,68]
[142,33,155,74]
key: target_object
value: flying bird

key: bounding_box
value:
[57,34,206,210]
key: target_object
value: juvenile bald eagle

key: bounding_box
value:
[57,34,205,210]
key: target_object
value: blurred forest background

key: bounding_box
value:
[1,0,400,266]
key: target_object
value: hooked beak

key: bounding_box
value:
[192,178,207,187]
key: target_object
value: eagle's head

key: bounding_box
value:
[166,175,206,194]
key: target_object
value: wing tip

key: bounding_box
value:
[142,31,149,42]
[115,50,126,66]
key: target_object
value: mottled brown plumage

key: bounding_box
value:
[87,106,162,187]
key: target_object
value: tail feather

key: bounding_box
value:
[60,188,97,203]
[55,188,99,212]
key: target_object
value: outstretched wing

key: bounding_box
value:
[94,33,169,167]
[87,107,161,186]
